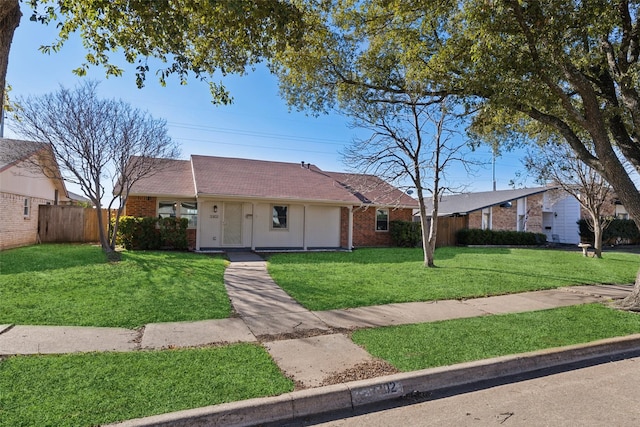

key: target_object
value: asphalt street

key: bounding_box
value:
[287,353,640,427]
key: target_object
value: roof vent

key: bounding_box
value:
[301,161,305,168]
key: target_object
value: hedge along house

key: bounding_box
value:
[123,155,419,251]
[423,187,581,246]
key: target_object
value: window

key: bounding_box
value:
[376,209,389,231]
[180,202,198,227]
[158,201,176,218]
[272,205,288,229]
[158,200,198,228]
[23,198,30,218]
[482,208,491,230]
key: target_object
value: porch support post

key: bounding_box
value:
[348,206,353,251]
[251,202,256,251]
[303,204,308,251]
[195,197,201,251]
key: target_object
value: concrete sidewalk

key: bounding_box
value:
[0,252,635,426]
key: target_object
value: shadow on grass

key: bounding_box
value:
[267,247,514,266]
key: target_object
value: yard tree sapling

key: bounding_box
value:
[524,143,613,258]
[9,81,179,254]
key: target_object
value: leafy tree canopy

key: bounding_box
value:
[28,0,305,104]
[275,0,640,225]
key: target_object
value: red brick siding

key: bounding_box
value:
[187,229,196,250]
[351,207,413,247]
[124,196,195,250]
[125,196,157,217]
[524,194,544,233]
[340,207,350,248]
[579,192,627,219]
[468,211,482,229]
[492,203,517,230]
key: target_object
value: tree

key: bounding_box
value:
[0,0,21,114]
[343,97,474,267]
[9,81,179,254]
[274,1,640,309]
[273,3,478,267]
[0,0,304,113]
[524,143,613,258]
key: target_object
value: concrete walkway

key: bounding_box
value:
[0,252,632,388]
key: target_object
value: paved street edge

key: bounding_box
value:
[108,333,640,427]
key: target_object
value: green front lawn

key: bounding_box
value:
[267,247,639,311]
[0,244,230,328]
[352,304,640,372]
[0,344,294,427]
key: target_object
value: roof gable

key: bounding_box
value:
[0,138,69,198]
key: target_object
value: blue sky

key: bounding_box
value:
[5,14,530,194]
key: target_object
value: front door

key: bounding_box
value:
[223,202,243,246]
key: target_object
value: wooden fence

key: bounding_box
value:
[431,215,469,247]
[38,205,111,243]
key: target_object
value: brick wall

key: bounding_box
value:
[492,203,517,230]
[125,196,157,217]
[0,192,53,250]
[468,211,482,229]
[465,194,545,233]
[187,229,196,250]
[124,196,198,250]
[525,194,544,233]
[340,207,350,248]
[579,192,627,219]
[350,207,413,247]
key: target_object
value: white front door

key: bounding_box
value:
[223,202,243,246]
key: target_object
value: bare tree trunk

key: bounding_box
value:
[426,217,437,267]
[425,192,439,268]
[416,186,432,267]
[593,224,602,258]
[0,0,21,114]
[618,269,640,312]
[588,213,603,259]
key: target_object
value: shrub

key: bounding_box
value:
[390,220,422,247]
[158,217,189,250]
[578,219,640,245]
[456,228,546,246]
[114,216,187,250]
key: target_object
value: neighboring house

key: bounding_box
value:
[0,138,70,250]
[579,191,631,221]
[423,187,581,245]
[67,191,93,207]
[123,155,419,251]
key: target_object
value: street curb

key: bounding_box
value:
[108,334,640,427]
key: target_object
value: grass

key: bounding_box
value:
[267,247,639,311]
[352,304,640,372]
[0,344,294,427]
[0,244,231,328]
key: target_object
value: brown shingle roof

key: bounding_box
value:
[424,187,554,216]
[326,172,419,208]
[129,154,419,207]
[128,159,195,197]
[192,155,361,203]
